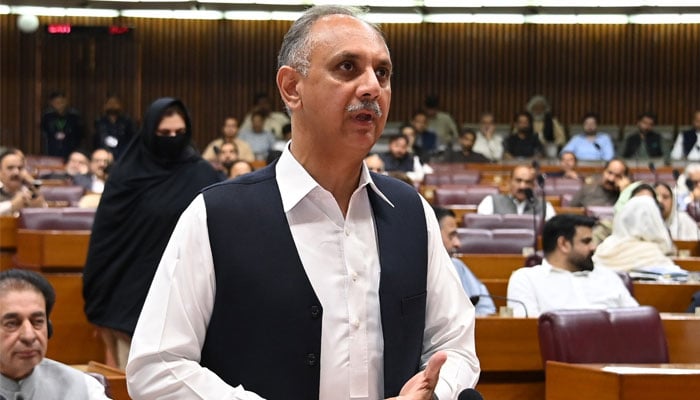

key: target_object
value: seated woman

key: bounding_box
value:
[654,182,699,241]
[593,194,683,276]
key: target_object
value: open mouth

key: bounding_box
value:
[354,112,373,122]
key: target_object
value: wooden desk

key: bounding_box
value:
[15,229,90,271]
[634,281,700,312]
[673,256,700,271]
[87,361,130,400]
[45,273,105,365]
[0,215,18,270]
[545,361,700,400]
[675,240,700,257]
[458,254,526,279]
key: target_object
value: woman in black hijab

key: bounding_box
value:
[82,98,220,368]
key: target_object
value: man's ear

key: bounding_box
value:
[277,66,301,112]
[557,236,571,254]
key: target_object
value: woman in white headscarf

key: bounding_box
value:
[654,182,700,241]
[593,195,682,273]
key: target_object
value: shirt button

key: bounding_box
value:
[306,353,318,367]
[351,271,358,282]
[310,305,322,319]
[344,229,350,237]
[351,318,360,328]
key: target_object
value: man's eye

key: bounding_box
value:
[376,68,391,79]
[3,321,19,331]
[339,61,354,71]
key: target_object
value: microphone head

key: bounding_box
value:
[673,169,680,181]
[469,295,480,306]
[648,162,656,172]
[536,173,546,188]
[523,188,535,202]
[458,388,484,400]
[593,142,601,150]
[531,159,540,171]
[213,145,221,155]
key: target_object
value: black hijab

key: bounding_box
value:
[83,97,220,335]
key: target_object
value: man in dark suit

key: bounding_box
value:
[621,112,664,159]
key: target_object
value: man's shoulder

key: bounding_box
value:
[38,358,87,379]
[201,164,275,194]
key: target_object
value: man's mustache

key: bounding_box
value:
[346,100,383,118]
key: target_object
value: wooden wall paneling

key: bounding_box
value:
[2,17,700,155]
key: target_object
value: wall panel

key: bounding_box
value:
[1,15,699,155]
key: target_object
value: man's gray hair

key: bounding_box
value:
[277,5,383,77]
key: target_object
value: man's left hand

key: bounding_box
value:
[386,351,447,400]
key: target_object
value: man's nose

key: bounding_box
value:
[19,320,37,342]
[357,69,381,99]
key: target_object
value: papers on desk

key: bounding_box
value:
[602,366,700,375]
[629,265,689,282]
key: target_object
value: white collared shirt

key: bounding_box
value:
[506,259,639,318]
[126,145,479,399]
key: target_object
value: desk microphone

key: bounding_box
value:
[470,294,529,318]
[593,142,603,160]
[648,162,658,183]
[458,388,484,400]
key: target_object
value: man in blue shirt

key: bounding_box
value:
[561,112,614,161]
[434,207,496,316]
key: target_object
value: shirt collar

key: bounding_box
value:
[275,142,393,213]
[542,258,590,276]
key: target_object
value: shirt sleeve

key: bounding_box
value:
[507,269,539,318]
[476,195,494,215]
[126,195,265,400]
[84,373,112,400]
[670,134,684,160]
[420,198,480,399]
[600,135,615,161]
[0,200,12,216]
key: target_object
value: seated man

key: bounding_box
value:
[39,150,91,188]
[379,134,424,182]
[670,110,700,161]
[561,112,614,161]
[472,112,503,162]
[434,207,496,316]
[0,149,46,216]
[547,151,581,180]
[503,111,544,159]
[620,112,664,159]
[0,269,110,399]
[86,148,113,194]
[506,214,638,317]
[215,142,239,180]
[477,164,556,220]
[443,128,490,163]
[568,158,629,208]
[364,153,385,174]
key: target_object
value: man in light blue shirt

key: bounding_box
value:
[562,112,614,161]
[434,207,496,316]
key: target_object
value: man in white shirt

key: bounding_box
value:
[670,110,700,161]
[477,164,556,221]
[0,149,46,216]
[126,5,479,400]
[472,112,503,162]
[507,214,638,318]
[0,269,110,399]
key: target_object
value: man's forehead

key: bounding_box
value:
[0,290,46,313]
[310,14,389,56]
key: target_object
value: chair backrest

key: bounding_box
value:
[463,213,503,229]
[585,205,615,221]
[456,228,493,253]
[433,186,468,206]
[19,207,95,230]
[492,229,536,254]
[40,185,85,207]
[451,171,481,185]
[538,306,669,364]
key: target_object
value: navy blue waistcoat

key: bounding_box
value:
[200,163,428,399]
[682,129,698,157]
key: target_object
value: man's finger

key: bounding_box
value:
[423,351,448,385]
